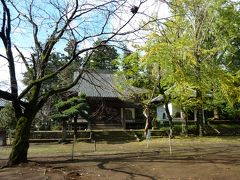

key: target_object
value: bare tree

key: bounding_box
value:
[0,0,159,165]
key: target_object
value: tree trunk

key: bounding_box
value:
[197,109,204,136]
[196,90,204,136]
[122,108,126,129]
[164,102,174,137]
[8,116,32,165]
[143,106,151,135]
[182,110,188,135]
[1,129,7,146]
[213,108,219,119]
[87,120,91,130]
[62,120,67,142]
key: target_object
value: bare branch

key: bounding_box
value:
[0,54,8,60]
[14,45,30,71]
[0,0,18,96]
[0,90,15,101]
[9,1,43,53]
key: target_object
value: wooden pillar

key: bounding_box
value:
[121,108,126,129]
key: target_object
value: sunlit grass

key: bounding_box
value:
[1,136,240,159]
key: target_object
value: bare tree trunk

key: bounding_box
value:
[197,109,204,136]
[214,108,219,119]
[62,120,67,142]
[196,90,204,136]
[1,129,7,146]
[8,116,32,165]
[144,106,151,135]
[164,101,173,137]
[182,110,188,135]
[122,108,126,130]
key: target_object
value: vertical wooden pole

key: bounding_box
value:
[94,140,96,151]
[9,129,13,145]
[123,108,126,129]
[72,134,76,161]
[146,129,151,149]
[169,129,172,155]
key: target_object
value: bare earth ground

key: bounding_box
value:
[0,137,240,180]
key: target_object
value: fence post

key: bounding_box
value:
[71,134,76,161]
[94,140,96,151]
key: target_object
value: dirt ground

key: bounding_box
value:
[1,137,240,180]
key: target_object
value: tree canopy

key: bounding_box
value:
[0,103,17,130]
[0,0,157,165]
[51,93,89,141]
[118,0,240,135]
[85,39,119,71]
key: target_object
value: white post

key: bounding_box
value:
[146,129,151,149]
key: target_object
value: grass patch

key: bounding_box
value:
[211,123,240,129]
[1,136,240,159]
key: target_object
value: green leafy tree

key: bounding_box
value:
[51,94,89,142]
[118,0,240,136]
[23,42,83,131]
[0,0,150,165]
[136,0,239,136]
[86,39,119,70]
[117,49,175,135]
[0,103,17,130]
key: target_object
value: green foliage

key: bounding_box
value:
[22,41,82,95]
[50,113,68,121]
[51,93,89,121]
[0,103,17,129]
[85,38,119,70]
[118,52,146,87]
[146,0,239,113]
[116,0,240,133]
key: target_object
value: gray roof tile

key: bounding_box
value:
[71,70,145,99]
[72,71,121,98]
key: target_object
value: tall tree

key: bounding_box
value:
[117,49,175,135]
[166,0,240,135]
[147,0,240,135]
[118,0,240,136]
[86,38,119,70]
[0,0,153,165]
[22,42,82,131]
[51,94,89,142]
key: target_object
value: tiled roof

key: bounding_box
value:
[71,70,145,99]
[71,70,121,98]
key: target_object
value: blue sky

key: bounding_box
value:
[0,0,170,92]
